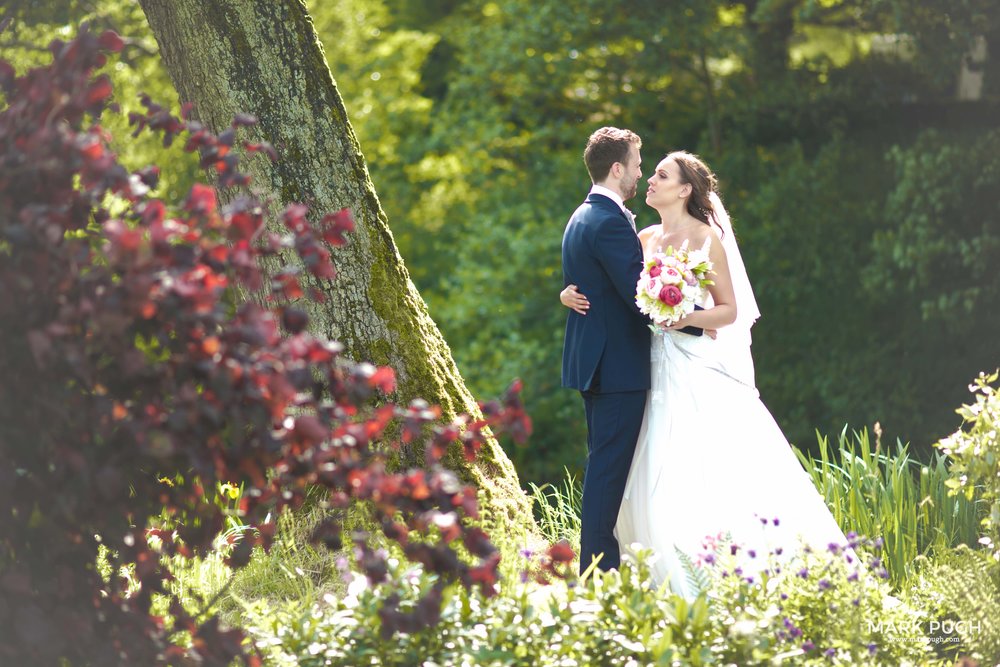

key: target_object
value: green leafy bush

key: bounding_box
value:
[700,532,933,665]
[244,539,947,666]
[937,370,1000,560]
[906,545,1000,665]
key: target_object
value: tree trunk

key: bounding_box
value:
[741,0,795,86]
[137,0,537,544]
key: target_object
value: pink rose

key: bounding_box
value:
[662,267,682,284]
[658,284,683,306]
[649,265,662,278]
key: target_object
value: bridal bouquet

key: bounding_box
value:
[635,241,714,328]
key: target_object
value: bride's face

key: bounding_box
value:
[645,158,690,208]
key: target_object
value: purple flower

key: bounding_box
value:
[877,568,890,579]
[745,576,755,584]
[520,548,534,559]
[852,597,861,607]
[774,547,784,556]
[802,640,815,651]
[520,570,530,583]
[734,567,743,576]
[824,648,836,657]
[760,516,768,525]
[773,517,780,526]
[797,567,809,579]
[748,549,757,559]
[730,544,740,556]
[847,571,859,582]
[780,592,789,600]
[818,579,832,591]
[867,643,878,655]
[874,537,884,549]
[783,617,803,638]
[847,531,858,540]
[827,542,841,554]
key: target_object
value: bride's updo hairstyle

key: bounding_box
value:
[666,150,723,236]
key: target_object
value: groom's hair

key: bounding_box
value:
[584,127,641,183]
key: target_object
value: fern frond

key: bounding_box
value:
[675,548,711,598]
[926,545,1000,663]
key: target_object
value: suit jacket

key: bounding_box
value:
[561,193,651,393]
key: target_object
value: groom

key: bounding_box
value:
[561,127,650,574]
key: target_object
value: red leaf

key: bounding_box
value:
[97,30,125,52]
[547,539,576,563]
[291,415,328,446]
[320,208,354,246]
[282,203,309,232]
[185,183,217,216]
[85,75,113,106]
[370,366,396,393]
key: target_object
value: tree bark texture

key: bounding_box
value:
[138,0,537,543]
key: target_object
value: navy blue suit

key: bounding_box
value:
[562,192,650,573]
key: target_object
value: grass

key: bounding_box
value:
[150,487,349,629]
[795,427,982,585]
[528,466,582,547]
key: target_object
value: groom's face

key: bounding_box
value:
[618,143,642,201]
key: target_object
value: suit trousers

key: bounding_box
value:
[579,386,647,574]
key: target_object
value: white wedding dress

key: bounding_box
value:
[614,196,850,598]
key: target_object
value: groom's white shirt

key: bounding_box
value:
[589,184,635,229]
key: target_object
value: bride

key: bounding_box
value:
[561,151,850,597]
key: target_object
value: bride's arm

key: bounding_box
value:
[560,284,590,315]
[666,237,737,331]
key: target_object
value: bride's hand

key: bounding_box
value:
[664,315,691,331]
[561,284,589,315]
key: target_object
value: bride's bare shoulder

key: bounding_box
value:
[688,225,714,248]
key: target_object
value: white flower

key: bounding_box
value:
[687,248,710,267]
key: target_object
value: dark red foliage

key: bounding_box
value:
[0,28,531,665]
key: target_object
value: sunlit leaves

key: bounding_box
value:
[0,28,530,664]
